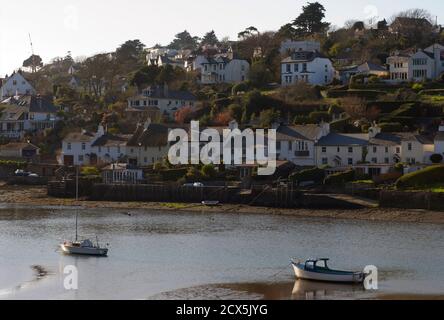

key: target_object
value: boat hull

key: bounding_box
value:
[292,263,364,284]
[61,244,108,257]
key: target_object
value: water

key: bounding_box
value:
[0,205,443,300]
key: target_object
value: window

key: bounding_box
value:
[337,147,340,153]
[78,155,84,162]
[13,80,17,85]
[289,142,293,151]
[294,64,299,72]
[322,158,328,165]
[286,64,291,73]
[372,158,377,164]
[348,147,353,153]
[408,143,412,151]
[81,143,86,150]
[373,147,377,153]
[385,147,389,153]
[98,147,102,153]
[302,63,307,72]
[325,76,328,83]
[322,147,327,153]
[348,158,353,165]
[276,142,281,150]
[67,143,72,150]
[144,157,148,163]
[384,158,389,164]
[396,147,401,154]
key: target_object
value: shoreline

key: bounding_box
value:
[1,184,443,224]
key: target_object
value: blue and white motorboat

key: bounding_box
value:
[292,258,365,284]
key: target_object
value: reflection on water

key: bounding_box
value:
[0,205,443,300]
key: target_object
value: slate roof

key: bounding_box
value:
[63,131,96,143]
[275,124,324,141]
[0,142,39,151]
[282,51,328,63]
[91,134,130,147]
[0,105,28,121]
[317,133,369,146]
[1,95,58,113]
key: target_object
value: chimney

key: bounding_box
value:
[368,122,382,139]
[227,46,234,60]
[229,120,239,130]
[144,118,152,130]
[319,121,330,137]
[271,122,280,130]
[97,124,105,137]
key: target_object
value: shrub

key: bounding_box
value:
[309,111,331,123]
[396,165,444,189]
[430,154,443,164]
[326,90,384,100]
[379,122,404,132]
[0,160,27,169]
[201,164,217,179]
[290,167,325,185]
[232,82,250,95]
[81,166,100,176]
[160,168,188,181]
[324,170,356,185]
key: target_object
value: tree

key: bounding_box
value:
[201,164,217,179]
[259,109,280,128]
[23,54,43,73]
[130,65,161,89]
[390,9,434,47]
[238,26,259,40]
[293,2,330,36]
[228,104,243,123]
[339,97,380,124]
[249,61,274,88]
[168,30,200,50]
[201,30,219,46]
[116,40,146,73]
[174,106,194,124]
[277,23,297,40]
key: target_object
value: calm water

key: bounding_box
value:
[0,204,443,300]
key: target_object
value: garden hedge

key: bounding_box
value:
[396,165,444,189]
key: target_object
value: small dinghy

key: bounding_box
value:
[292,258,365,284]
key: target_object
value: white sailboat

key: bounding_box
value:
[60,167,109,257]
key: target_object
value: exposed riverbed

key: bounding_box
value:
[0,204,443,300]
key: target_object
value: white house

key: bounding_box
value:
[274,122,330,166]
[198,52,250,84]
[314,124,435,176]
[0,72,36,99]
[0,95,60,139]
[387,44,444,82]
[60,124,130,166]
[336,62,389,84]
[126,120,177,166]
[281,51,335,86]
[127,85,196,119]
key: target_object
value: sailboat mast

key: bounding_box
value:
[75,166,79,241]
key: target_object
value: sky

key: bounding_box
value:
[0,0,443,76]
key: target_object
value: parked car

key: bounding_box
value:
[183,182,205,188]
[14,170,30,177]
